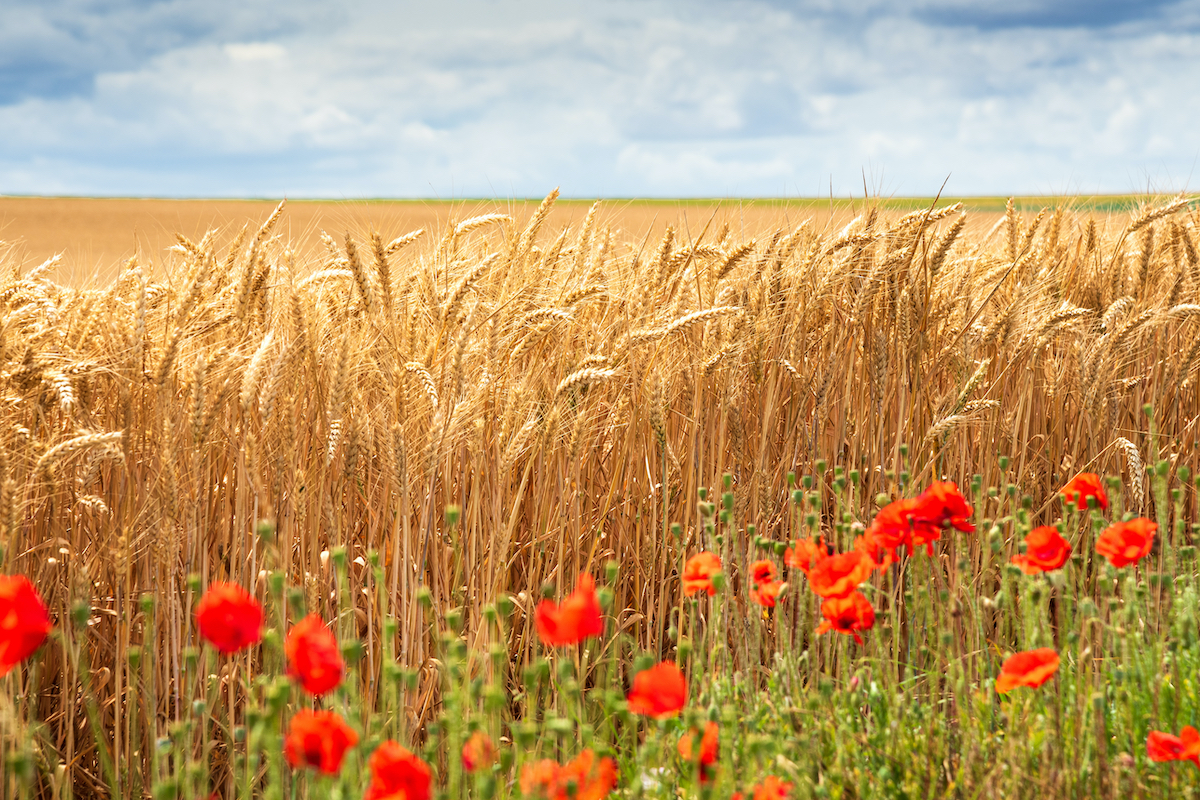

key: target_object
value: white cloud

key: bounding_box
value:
[225,42,287,63]
[0,0,1198,197]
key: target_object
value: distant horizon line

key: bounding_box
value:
[2,191,1193,209]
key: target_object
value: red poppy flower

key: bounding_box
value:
[748,775,794,800]
[0,575,53,677]
[784,537,825,575]
[535,573,604,647]
[682,552,722,597]
[285,614,344,696]
[1147,725,1200,767]
[1095,518,1156,568]
[815,590,875,644]
[520,749,617,800]
[995,648,1060,693]
[678,721,719,784]
[865,497,923,561]
[195,582,263,654]
[749,560,784,607]
[912,481,975,535]
[1011,526,1072,575]
[853,532,891,570]
[807,550,873,599]
[364,741,432,800]
[283,709,358,775]
[627,661,687,718]
[462,730,497,773]
[1060,472,1108,510]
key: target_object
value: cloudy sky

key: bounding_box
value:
[2,0,1199,198]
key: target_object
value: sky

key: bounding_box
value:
[1,0,1199,199]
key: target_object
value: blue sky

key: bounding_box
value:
[1,0,1198,198]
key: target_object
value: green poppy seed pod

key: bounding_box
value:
[71,601,90,629]
[557,658,575,681]
[792,489,804,505]
[900,471,910,486]
[140,594,155,615]
[774,541,787,556]
[678,638,693,661]
[483,604,497,624]
[268,571,284,597]
[128,649,141,669]
[445,607,463,630]
[192,700,207,717]
[341,640,364,664]
[633,653,655,675]
[496,594,515,617]
[698,487,709,501]
[999,455,1010,470]
[261,629,280,651]
[368,550,381,567]
[598,586,614,610]
[444,504,461,528]
[256,518,275,543]
[1179,465,1191,483]
[787,471,796,487]
[723,473,733,490]
[404,669,419,691]
[416,586,433,608]
[817,459,828,473]
[671,522,682,539]
[331,546,347,568]
[850,469,860,485]
[802,475,814,490]
[719,510,730,525]
[711,572,727,592]
[187,573,202,594]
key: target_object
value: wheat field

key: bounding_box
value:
[2,191,1199,796]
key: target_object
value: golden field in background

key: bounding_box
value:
[0,194,1146,285]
